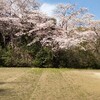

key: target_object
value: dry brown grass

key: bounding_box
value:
[0,68,100,100]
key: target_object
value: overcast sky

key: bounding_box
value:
[40,0,100,20]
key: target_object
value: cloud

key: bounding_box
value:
[40,3,56,17]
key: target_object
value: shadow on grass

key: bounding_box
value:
[0,81,29,85]
[0,81,29,97]
[0,88,16,96]
[0,81,29,96]
[0,82,29,97]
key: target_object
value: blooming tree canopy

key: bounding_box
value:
[0,1,99,51]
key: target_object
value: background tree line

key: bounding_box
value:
[0,0,100,68]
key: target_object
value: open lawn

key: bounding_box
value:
[0,68,100,100]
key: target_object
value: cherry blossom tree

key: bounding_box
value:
[0,1,99,52]
[54,3,94,34]
[0,0,40,17]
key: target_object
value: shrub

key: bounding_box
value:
[33,47,54,68]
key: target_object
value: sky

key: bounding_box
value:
[40,0,100,20]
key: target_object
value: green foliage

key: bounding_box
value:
[0,42,100,68]
[0,34,100,68]
[0,46,4,65]
[1,46,32,67]
[27,42,42,59]
[33,47,54,68]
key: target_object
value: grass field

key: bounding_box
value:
[0,68,100,100]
